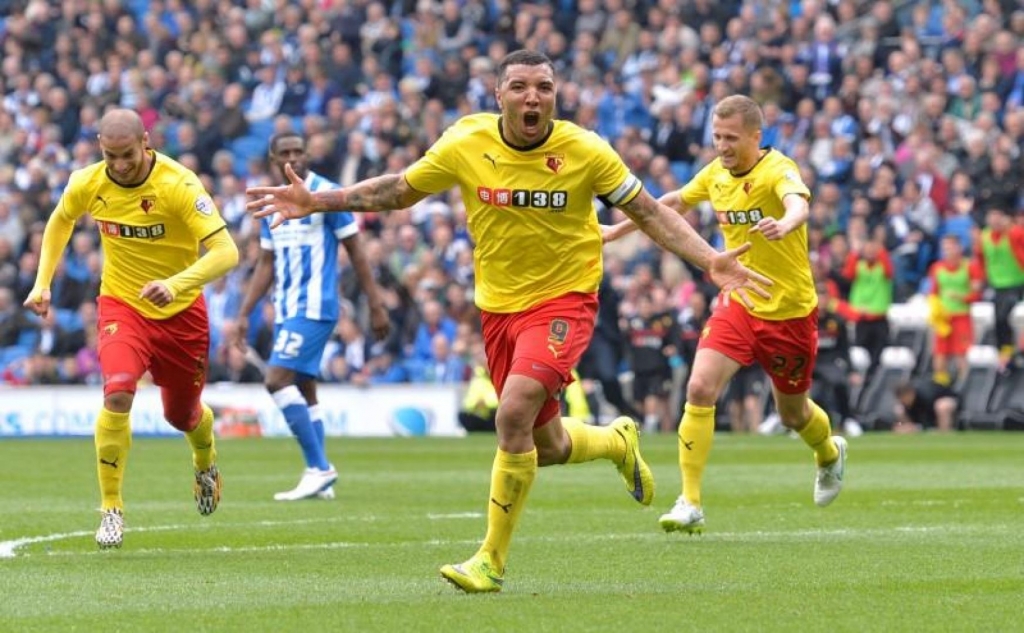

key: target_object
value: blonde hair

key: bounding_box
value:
[713,95,764,131]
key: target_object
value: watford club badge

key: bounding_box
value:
[545,153,564,174]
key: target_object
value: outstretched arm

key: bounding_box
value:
[602,190,692,243]
[617,190,772,306]
[331,174,427,213]
[247,164,429,227]
[617,190,715,269]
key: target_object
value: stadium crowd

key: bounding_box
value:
[1,0,1022,431]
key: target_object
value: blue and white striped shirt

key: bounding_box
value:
[259,171,359,323]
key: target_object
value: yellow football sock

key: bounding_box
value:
[679,403,715,509]
[797,400,839,467]
[95,407,131,511]
[563,417,621,463]
[999,345,1015,363]
[184,404,217,471]
[479,448,537,572]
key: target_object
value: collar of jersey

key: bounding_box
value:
[104,149,158,188]
[497,117,554,152]
[728,147,774,178]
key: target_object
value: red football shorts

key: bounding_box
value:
[97,295,210,430]
[480,292,598,427]
[699,298,818,395]
[933,314,972,356]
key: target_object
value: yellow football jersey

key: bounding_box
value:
[680,148,815,320]
[405,113,641,313]
[57,151,227,319]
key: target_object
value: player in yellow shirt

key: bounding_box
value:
[23,109,239,549]
[605,95,848,534]
[246,50,771,593]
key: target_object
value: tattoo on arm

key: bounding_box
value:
[619,192,716,270]
[319,174,424,212]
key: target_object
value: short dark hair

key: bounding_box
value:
[496,50,555,85]
[894,381,916,398]
[268,131,304,155]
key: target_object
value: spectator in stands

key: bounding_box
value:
[408,331,468,383]
[410,298,457,363]
[245,64,284,124]
[459,347,498,433]
[624,289,680,433]
[0,286,35,349]
[977,152,1021,214]
[30,305,84,360]
[812,257,861,436]
[577,276,643,422]
[894,379,957,433]
[323,315,371,384]
[723,363,768,435]
[208,337,264,384]
[218,83,250,140]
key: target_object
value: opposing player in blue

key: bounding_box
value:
[236,131,390,500]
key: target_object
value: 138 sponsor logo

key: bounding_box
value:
[715,208,764,226]
[477,187,568,211]
[96,220,167,240]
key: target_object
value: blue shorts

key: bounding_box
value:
[269,318,335,378]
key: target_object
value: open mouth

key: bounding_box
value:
[523,112,540,129]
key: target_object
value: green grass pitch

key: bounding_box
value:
[1,432,1021,632]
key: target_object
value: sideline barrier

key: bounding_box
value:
[0,383,465,438]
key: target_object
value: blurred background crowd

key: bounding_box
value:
[0,0,1022,432]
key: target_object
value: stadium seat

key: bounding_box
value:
[127,0,150,22]
[850,345,871,375]
[888,302,931,378]
[955,345,1000,429]
[961,353,1024,430]
[1009,302,1024,346]
[247,118,275,141]
[848,345,871,409]
[229,136,268,173]
[856,346,915,430]
[0,345,31,371]
[669,161,692,184]
[54,308,83,332]
[16,328,38,350]
[970,301,995,345]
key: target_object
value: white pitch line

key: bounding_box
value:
[1,530,93,559]
[0,512,478,559]
[4,519,1020,560]
[427,512,484,519]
